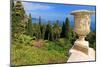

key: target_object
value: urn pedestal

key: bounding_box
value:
[67,10,95,62]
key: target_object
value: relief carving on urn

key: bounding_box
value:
[71,10,94,42]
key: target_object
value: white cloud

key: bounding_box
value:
[22,2,54,11]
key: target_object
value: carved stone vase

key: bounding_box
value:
[67,10,95,62]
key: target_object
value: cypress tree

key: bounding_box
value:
[38,16,42,39]
[41,24,46,40]
[45,21,52,40]
[65,17,70,40]
[27,14,33,37]
[61,22,65,38]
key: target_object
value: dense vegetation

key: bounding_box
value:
[11,1,96,66]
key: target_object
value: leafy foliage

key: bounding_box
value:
[86,31,96,50]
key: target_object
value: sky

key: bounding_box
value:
[22,1,96,30]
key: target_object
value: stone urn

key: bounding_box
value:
[67,10,95,62]
[71,10,94,41]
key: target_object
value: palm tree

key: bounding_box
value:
[53,21,61,40]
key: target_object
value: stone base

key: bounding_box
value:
[72,39,89,55]
[67,40,95,62]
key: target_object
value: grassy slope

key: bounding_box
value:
[11,38,72,65]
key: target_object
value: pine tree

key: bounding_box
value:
[12,1,27,39]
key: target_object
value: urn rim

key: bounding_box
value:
[71,10,95,15]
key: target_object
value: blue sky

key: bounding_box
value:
[22,1,95,21]
[22,1,96,30]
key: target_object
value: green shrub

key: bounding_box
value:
[58,38,72,50]
[16,34,32,45]
[12,34,33,49]
[44,41,64,52]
